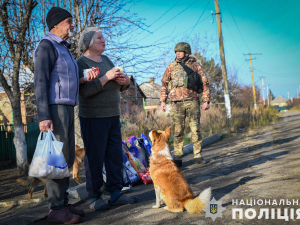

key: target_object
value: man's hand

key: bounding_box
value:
[160,102,166,112]
[202,102,210,110]
[39,120,54,132]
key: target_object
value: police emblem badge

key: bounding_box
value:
[203,197,225,221]
[210,204,218,214]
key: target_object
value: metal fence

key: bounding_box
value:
[0,122,40,163]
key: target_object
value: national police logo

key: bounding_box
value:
[210,204,217,214]
[203,197,225,221]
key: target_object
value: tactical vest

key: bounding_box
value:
[167,61,187,91]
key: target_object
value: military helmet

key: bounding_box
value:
[174,42,191,55]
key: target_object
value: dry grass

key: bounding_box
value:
[121,105,279,146]
[121,109,172,143]
[290,105,300,111]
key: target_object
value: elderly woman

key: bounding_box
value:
[77,27,137,211]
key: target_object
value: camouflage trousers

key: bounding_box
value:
[171,100,202,159]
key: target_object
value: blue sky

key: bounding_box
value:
[129,0,300,100]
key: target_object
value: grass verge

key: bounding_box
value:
[121,105,279,146]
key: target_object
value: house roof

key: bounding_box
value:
[271,96,288,104]
[139,82,161,97]
[122,75,147,99]
[139,82,161,106]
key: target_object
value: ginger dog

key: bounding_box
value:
[149,127,211,213]
[16,145,85,199]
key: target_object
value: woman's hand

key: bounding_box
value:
[79,70,98,84]
[115,73,130,87]
[106,68,122,80]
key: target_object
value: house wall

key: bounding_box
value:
[139,78,173,117]
[120,79,144,115]
[292,97,300,106]
[140,83,161,106]
[271,102,287,107]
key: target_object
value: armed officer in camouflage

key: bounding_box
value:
[160,42,210,167]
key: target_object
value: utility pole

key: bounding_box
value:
[214,0,231,118]
[288,92,289,100]
[267,84,270,106]
[260,76,266,105]
[244,53,262,109]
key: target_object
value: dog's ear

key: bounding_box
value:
[165,126,171,138]
[151,130,159,141]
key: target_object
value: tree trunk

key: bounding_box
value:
[12,100,28,175]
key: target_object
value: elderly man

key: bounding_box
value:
[34,7,97,224]
[160,42,210,168]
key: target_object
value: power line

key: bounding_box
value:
[237,60,246,71]
[256,56,263,77]
[188,0,210,37]
[149,0,182,27]
[151,0,199,33]
[223,17,243,54]
[137,0,200,43]
[253,68,300,77]
[224,0,251,52]
[178,14,211,37]
[153,0,200,33]
[133,0,182,41]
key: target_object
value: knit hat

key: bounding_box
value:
[78,27,102,54]
[46,7,72,31]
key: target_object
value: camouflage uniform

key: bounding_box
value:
[171,100,202,158]
[160,43,210,159]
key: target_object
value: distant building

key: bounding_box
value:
[291,97,300,106]
[139,77,171,116]
[0,89,37,125]
[120,75,146,115]
[271,96,288,107]
[0,65,37,125]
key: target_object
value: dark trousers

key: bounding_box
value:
[80,116,123,199]
[46,105,75,210]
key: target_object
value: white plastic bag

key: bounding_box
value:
[29,130,69,179]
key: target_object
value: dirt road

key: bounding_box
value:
[2,110,300,225]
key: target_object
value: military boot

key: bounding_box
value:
[194,157,208,164]
[174,156,182,168]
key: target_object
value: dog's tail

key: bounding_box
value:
[184,187,211,214]
[15,177,33,186]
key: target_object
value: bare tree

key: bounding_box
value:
[0,0,164,174]
[234,85,261,108]
[17,0,162,75]
[0,0,37,175]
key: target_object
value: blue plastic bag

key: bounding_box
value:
[141,133,152,155]
[128,136,139,158]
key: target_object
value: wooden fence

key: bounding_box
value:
[0,122,40,163]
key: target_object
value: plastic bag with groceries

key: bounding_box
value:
[29,130,69,179]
